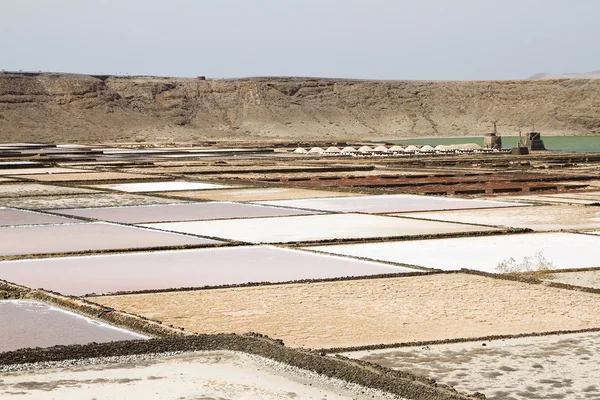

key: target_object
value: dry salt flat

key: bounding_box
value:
[0,167,88,175]
[0,208,82,226]
[544,269,600,289]
[0,183,97,198]
[0,222,220,257]
[0,246,417,296]
[393,205,600,231]
[92,274,600,349]
[0,193,189,210]
[158,187,362,202]
[0,351,405,400]
[51,202,322,224]
[256,194,529,213]
[13,172,163,182]
[142,213,500,244]
[344,331,600,400]
[0,300,146,352]
[307,232,600,273]
[87,181,238,193]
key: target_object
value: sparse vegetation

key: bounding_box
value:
[496,252,555,280]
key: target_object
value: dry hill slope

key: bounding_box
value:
[0,73,599,143]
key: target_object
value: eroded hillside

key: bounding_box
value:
[0,73,599,143]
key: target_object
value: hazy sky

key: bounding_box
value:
[1,0,598,80]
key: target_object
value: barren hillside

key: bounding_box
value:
[0,73,599,143]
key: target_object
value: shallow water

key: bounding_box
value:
[387,136,600,152]
[0,222,219,256]
[0,300,146,352]
[0,208,81,226]
[52,202,322,224]
[0,246,418,295]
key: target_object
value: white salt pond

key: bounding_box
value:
[307,232,600,272]
[0,222,220,257]
[394,205,600,231]
[51,202,321,224]
[0,208,82,226]
[0,351,403,400]
[0,300,146,352]
[142,213,500,244]
[343,331,600,400]
[0,246,418,296]
[89,181,237,192]
[257,194,529,213]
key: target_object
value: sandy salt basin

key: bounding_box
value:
[257,194,529,213]
[0,167,88,175]
[143,213,500,244]
[0,351,404,400]
[87,180,238,192]
[343,331,600,400]
[0,208,81,226]
[0,246,417,296]
[51,202,322,224]
[0,183,97,197]
[308,232,600,273]
[156,187,362,202]
[0,300,146,352]
[393,205,600,231]
[0,223,220,257]
[544,269,600,290]
[92,274,600,349]
[12,171,163,182]
[0,193,189,210]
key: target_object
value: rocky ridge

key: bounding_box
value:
[0,72,599,143]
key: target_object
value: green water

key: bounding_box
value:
[385,136,600,152]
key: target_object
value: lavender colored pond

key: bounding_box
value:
[0,222,220,257]
[51,202,322,224]
[0,208,82,226]
[0,300,147,352]
[0,246,420,295]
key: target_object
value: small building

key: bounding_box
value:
[525,131,546,151]
[483,122,502,149]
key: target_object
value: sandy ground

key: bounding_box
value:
[142,213,499,243]
[0,193,189,209]
[545,269,600,289]
[0,167,88,175]
[0,183,97,198]
[88,181,238,193]
[93,274,600,349]
[393,205,600,231]
[157,187,363,202]
[13,172,162,182]
[492,195,599,206]
[344,331,600,400]
[0,351,405,400]
[307,232,600,272]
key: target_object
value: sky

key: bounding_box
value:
[1,0,599,80]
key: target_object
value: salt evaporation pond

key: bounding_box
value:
[89,181,236,192]
[257,194,529,213]
[142,213,500,244]
[52,202,322,224]
[0,246,419,295]
[0,208,82,226]
[0,222,220,257]
[307,232,600,272]
[0,300,147,352]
